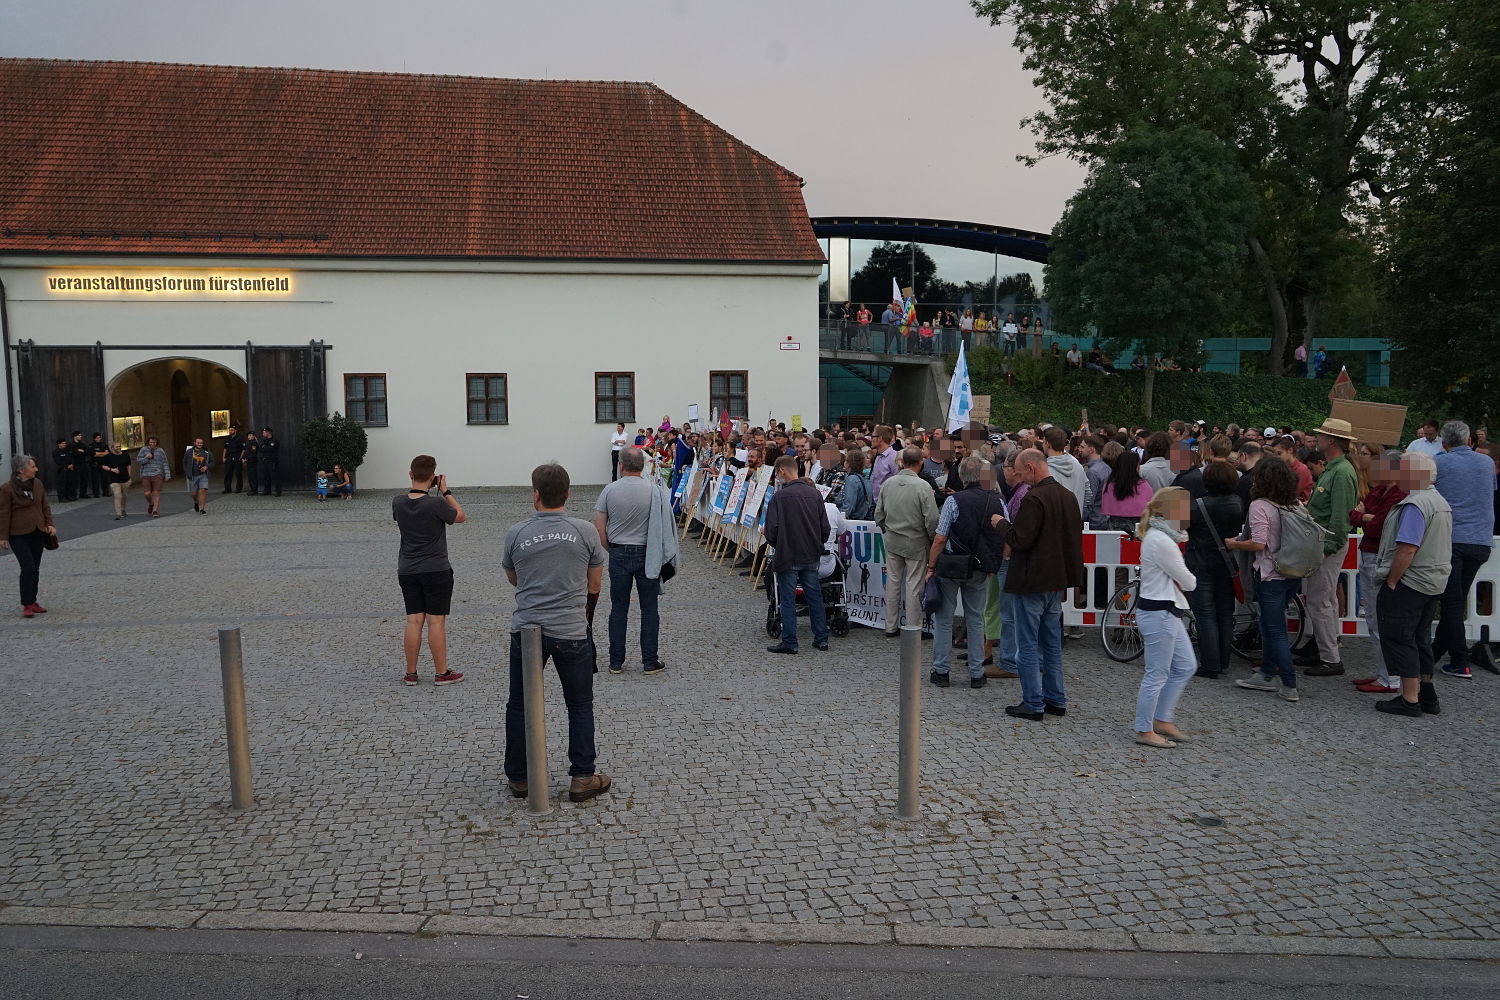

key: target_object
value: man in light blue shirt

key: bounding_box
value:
[869,425,898,503]
[1432,420,1497,678]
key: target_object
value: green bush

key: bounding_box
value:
[1009,351,1066,392]
[303,411,370,474]
[970,370,1425,438]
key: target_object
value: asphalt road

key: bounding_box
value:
[2,926,1494,1000]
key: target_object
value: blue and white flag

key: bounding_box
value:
[947,342,973,432]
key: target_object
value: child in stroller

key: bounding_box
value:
[765,500,851,639]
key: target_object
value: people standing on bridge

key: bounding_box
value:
[959,309,974,351]
[137,435,169,516]
[974,311,989,349]
[1001,313,1018,357]
[856,304,872,350]
[881,301,901,354]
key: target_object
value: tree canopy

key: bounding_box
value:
[1047,126,1257,417]
[971,0,1451,374]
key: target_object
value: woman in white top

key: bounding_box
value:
[1132,486,1198,748]
[609,422,629,481]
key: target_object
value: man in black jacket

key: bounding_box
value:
[763,456,831,654]
[68,431,92,499]
[257,427,281,496]
[89,432,109,498]
[221,426,245,493]
[51,438,73,501]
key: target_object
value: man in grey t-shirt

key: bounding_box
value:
[593,447,664,675]
[501,462,610,803]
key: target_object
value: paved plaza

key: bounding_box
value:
[2,486,1497,957]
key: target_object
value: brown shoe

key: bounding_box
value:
[985,665,1019,679]
[506,780,528,799]
[568,773,612,802]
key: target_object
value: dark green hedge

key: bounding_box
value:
[969,366,1427,437]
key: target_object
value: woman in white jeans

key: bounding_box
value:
[1132,486,1197,748]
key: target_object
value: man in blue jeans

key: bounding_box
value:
[502,462,611,803]
[763,455,831,654]
[1002,450,1086,721]
[593,447,665,675]
[1431,420,1496,679]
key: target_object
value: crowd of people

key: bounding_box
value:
[653,407,1497,741]
[47,424,285,517]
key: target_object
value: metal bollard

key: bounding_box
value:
[217,627,255,810]
[520,625,552,816]
[897,624,922,820]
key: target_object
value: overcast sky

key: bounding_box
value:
[4,0,1082,244]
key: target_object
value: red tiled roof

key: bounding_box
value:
[0,58,824,263]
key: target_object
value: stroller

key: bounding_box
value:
[764,553,852,639]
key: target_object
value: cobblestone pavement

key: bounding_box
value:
[2,487,1497,947]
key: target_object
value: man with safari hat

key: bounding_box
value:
[1297,416,1362,675]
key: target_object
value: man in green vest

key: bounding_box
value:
[1297,417,1361,675]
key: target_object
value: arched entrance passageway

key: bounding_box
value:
[107,359,248,467]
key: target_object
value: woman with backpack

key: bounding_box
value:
[1225,456,1303,702]
[840,447,873,521]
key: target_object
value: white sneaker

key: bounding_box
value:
[1234,673,1278,692]
[1277,685,1300,702]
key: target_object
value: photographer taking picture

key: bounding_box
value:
[393,454,466,688]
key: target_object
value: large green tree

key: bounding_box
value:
[1386,0,1499,426]
[1047,127,1257,418]
[971,0,1449,373]
[850,242,937,307]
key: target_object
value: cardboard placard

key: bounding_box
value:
[1330,399,1408,446]
[969,395,991,425]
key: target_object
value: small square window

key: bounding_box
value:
[466,373,508,424]
[595,372,635,423]
[345,374,388,427]
[709,371,747,420]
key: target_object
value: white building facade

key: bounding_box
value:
[0,60,824,488]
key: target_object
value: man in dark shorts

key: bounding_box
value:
[393,454,467,687]
[502,462,610,803]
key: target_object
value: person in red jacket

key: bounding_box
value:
[1351,449,1409,693]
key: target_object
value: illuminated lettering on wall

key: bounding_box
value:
[44,269,296,298]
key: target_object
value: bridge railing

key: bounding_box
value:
[818,321,1060,360]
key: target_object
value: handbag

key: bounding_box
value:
[934,530,981,579]
[1195,498,1244,603]
[43,530,59,551]
[922,574,943,614]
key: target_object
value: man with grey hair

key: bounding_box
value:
[875,446,940,639]
[1002,449,1086,718]
[594,446,666,675]
[1373,451,1452,716]
[925,455,1007,687]
[1431,420,1496,679]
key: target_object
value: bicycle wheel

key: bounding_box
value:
[1230,593,1313,661]
[1099,582,1145,663]
[1286,594,1313,654]
[1229,598,1262,662]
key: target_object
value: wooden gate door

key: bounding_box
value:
[15,343,106,470]
[247,342,328,489]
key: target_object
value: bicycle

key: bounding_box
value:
[1097,537,1312,663]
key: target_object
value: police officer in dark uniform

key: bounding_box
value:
[221,425,245,493]
[243,430,260,494]
[257,426,281,496]
[89,432,108,498]
[69,431,92,499]
[52,438,74,501]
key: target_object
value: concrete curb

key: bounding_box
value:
[1,905,1496,961]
